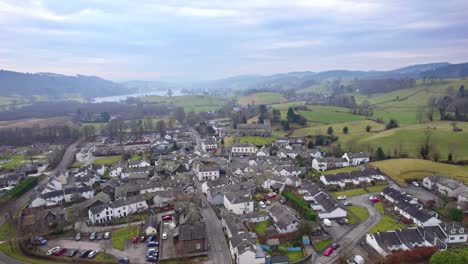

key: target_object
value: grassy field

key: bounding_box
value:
[92,155,123,165]
[368,215,404,233]
[370,159,468,185]
[313,239,332,252]
[238,92,286,106]
[348,206,369,222]
[0,154,28,170]
[255,220,270,236]
[366,185,388,193]
[298,106,364,124]
[331,189,368,198]
[375,202,384,214]
[322,167,361,175]
[111,226,139,250]
[142,95,225,112]
[285,251,304,262]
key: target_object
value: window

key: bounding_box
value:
[450,237,455,240]
[460,236,464,239]
[196,243,201,250]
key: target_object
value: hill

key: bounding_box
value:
[0,70,129,98]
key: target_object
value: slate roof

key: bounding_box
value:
[178,223,207,240]
[396,228,425,247]
[225,190,253,204]
[269,204,297,230]
[314,193,340,212]
[198,163,219,172]
[323,168,384,182]
[377,231,402,247]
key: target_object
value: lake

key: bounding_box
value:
[92,89,187,103]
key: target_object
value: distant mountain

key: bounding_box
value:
[0,70,129,98]
[420,62,468,78]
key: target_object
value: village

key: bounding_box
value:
[0,119,466,264]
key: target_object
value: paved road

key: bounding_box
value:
[0,140,80,264]
[314,194,381,264]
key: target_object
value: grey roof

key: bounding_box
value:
[232,143,256,148]
[269,204,298,230]
[178,223,207,240]
[377,231,402,247]
[314,193,340,212]
[224,190,253,204]
[198,163,219,172]
[144,216,158,230]
[348,152,370,159]
[396,228,425,247]
[430,176,466,190]
[417,225,447,241]
[270,256,289,264]
[323,168,384,182]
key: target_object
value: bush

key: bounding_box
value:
[6,177,38,198]
[282,190,317,220]
[448,208,463,222]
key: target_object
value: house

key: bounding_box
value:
[342,152,370,166]
[312,157,349,172]
[275,166,302,177]
[366,231,406,256]
[224,190,254,215]
[238,123,271,137]
[173,202,209,254]
[121,166,153,179]
[0,173,25,187]
[195,162,220,181]
[256,146,270,157]
[231,143,258,156]
[394,201,441,227]
[320,168,386,187]
[144,216,158,236]
[201,138,217,152]
[311,193,347,219]
[109,163,126,177]
[440,222,467,243]
[128,159,151,168]
[422,176,468,198]
[269,204,299,234]
[152,190,175,208]
[88,194,149,224]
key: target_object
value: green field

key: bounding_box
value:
[298,106,364,124]
[348,206,369,222]
[111,226,139,250]
[322,167,361,175]
[142,95,225,112]
[313,239,332,252]
[255,220,270,236]
[285,251,304,262]
[331,189,368,198]
[0,154,28,170]
[375,202,384,214]
[368,215,405,233]
[92,155,123,165]
[238,92,286,106]
[371,158,468,185]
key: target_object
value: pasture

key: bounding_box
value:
[238,92,286,106]
[142,95,225,112]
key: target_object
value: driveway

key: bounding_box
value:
[314,194,381,264]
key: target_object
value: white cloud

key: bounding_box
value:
[265,40,322,50]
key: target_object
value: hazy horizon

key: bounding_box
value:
[1,0,468,81]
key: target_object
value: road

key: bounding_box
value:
[0,140,80,264]
[313,194,381,264]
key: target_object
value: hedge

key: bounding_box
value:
[282,190,317,220]
[6,177,38,198]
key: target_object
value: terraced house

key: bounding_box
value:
[88,194,148,224]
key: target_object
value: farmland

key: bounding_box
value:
[238,92,286,106]
[142,95,226,112]
[298,106,364,124]
[370,159,468,185]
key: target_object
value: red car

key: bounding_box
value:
[372,197,380,203]
[323,247,333,256]
[132,237,139,243]
[53,248,67,256]
[162,215,172,221]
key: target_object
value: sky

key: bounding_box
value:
[0,0,468,81]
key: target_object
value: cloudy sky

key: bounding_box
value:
[0,0,467,81]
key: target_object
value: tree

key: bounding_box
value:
[220,138,225,146]
[298,220,315,234]
[281,120,290,130]
[343,126,349,134]
[427,97,437,121]
[307,140,314,149]
[327,126,334,135]
[287,107,296,121]
[173,107,186,124]
[448,153,453,163]
[375,147,385,160]
[386,119,399,130]
[430,248,468,264]
[448,208,463,222]
[156,120,167,137]
[167,88,173,97]
[272,109,281,123]
[366,125,372,132]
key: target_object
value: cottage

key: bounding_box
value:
[311,193,347,219]
[269,204,299,234]
[320,168,386,187]
[423,176,468,198]
[312,157,349,172]
[144,216,158,236]
[231,143,258,156]
[88,195,148,224]
[342,152,370,165]
[224,190,254,215]
[195,162,220,181]
[201,138,218,152]
[238,123,271,137]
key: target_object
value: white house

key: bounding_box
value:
[195,163,220,181]
[224,191,254,215]
[201,138,218,152]
[128,159,151,168]
[440,222,467,243]
[320,168,386,187]
[109,163,126,177]
[423,176,468,198]
[311,193,347,219]
[269,204,299,234]
[88,195,148,224]
[342,152,370,166]
[231,143,258,156]
[312,157,349,172]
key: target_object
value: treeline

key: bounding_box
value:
[427,85,468,121]
[0,126,79,145]
[346,78,416,94]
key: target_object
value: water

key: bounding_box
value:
[92,89,187,103]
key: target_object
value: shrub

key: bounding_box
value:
[282,190,317,221]
[448,208,463,222]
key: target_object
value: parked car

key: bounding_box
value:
[343,218,349,224]
[368,195,375,200]
[162,233,168,240]
[147,248,158,256]
[104,232,111,239]
[140,235,146,242]
[336,219,345,225]
[259,201,266,208]
[75,233,81,241]
[148,241,159,247]
[372,197,380,203]
[162,215,172,221]
[88,250,98,258]
[67,249,78,257]
[148,235,157,242]
[323,247,333,256]
[46,247,61,256]
[146,255,158,262]
[97,233,103,240]
[279,198,286,204]
[118,257,130,263]
[344,202,352,206]
[337,195,347,200]
[322,219,332,227]
[79,250,92,258]
[331,243,340,250]
[31,236,47,245]
[412,181,420,187]
[89,232,96,240]
[132,237,139,243]
[53,248,67,256]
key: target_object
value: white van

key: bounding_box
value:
[323,218,332,227]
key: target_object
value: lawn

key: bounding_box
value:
[313,239,332,252]
[255,220,270,236]
[238,92,286,106]
[238,134,284,146]
[70,162,84,168]
[366,185,388,193]
[111,226,139,250]
[375,202,384,214]
[331,188,368,198]
[0,154,27,170]
[298,108,364,124]
[368,215,404,233]
[348,206,369,222]
[286,251,304,262]
[322,166,361,175]
[92,155,123,165]
[0,222,14,241]
[370,159,468,185]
